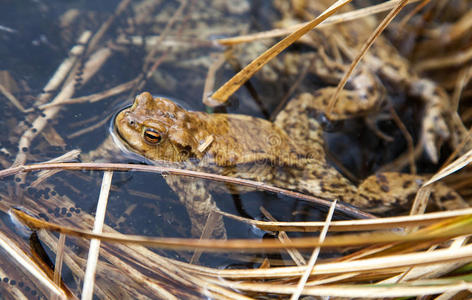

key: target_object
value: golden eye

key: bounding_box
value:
[143,128,162,144]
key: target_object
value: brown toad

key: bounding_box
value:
[114,92,465,237]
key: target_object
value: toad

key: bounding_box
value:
[114,92,466,237]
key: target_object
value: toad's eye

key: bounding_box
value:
[143,128,162,144]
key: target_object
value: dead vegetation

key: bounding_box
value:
[0,0,472,299]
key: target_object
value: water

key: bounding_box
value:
[1,0,462,298]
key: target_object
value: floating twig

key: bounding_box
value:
[0,162,375,219]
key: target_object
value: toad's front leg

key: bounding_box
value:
[165,176,227,239]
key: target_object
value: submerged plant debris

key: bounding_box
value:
[0,0,472,299]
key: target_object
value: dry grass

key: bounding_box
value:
[1,152,472,299]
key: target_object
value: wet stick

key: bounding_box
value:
[0,162,375,220]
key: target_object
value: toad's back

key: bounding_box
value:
[114,92,309,171]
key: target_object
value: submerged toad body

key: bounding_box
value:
[115,92,465,237]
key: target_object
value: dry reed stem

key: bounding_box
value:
[95,247,181,299]
[170,253,374,281]
[196,135,214,153]
[218,206,472,232]
[435,290,462,300]
[190,210,224,264]
[440,115,472,169]
[415,46,472,71]
[202,53,226,106]
[444,10,472,43]
[0,229,66,299]
[0,83,25,112]
[105,242,248,299]
[37,232,87,281]
[81,171,113,300]
[397,0,430,29]
[290,200,336,300]
[388,244,438,284]
[410,184,432,216]
[0,162,375,219]
[115,244,197,295]
[39,226,180,298]
[52,234,66,300]
[123,249,219,299]
[409,146,472,214]
[305,272,362,285]
[33,78,138,111]
[31,150,81,187]
[208,243,472,279]
[326,0,409,118]
[10,208,472,251]
[216,0,421,46]
[425,148,472,186]
[452,65,472,110]
[67,117,110,139]
[203,279,472,298]
[382,236,468,284]
[332,243,395,263]
[260,207,306,266]
[115,35,215,48]
[208,0,352,106]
